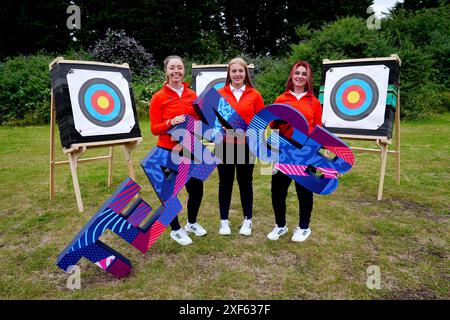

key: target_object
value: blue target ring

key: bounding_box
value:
[78,78,126,127]
[207,78,226,91]
[330,73,379,121]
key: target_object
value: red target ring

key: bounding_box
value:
[91,90,115,115]
[342,85,366,109]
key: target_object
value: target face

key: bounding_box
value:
[330,73,379,121]
[67,69,135,136]
[78,78,126,127]
[206,78,226,91]
[322,65,389,130]
[195,71,227,95]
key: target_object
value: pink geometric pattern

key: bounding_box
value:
[173,161,190,195]
[95,255,116,270]
[326,146,355,165]
[145,221,166,250]
[275,163,308,176]
[317,167,338,179]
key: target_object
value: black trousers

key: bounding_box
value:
[271,171,313,229]
[170,177,203,231]
[216,141,255,220]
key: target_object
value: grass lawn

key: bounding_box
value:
[0,113,448,299]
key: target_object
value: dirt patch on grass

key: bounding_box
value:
[386,199,448,222]
[385,287,441,300]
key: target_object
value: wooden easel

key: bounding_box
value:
[336,106,400,201]
[323,55,401,200]
[49,58,142,212]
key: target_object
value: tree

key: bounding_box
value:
[0,0,376,61]
[390,0,447,13]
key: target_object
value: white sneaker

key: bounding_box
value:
[219,219,231,235]
[170,229,192,245]
[292,227,311,242]
[185,222,207,236]
[239,218,252,236]
[267,225,288,241]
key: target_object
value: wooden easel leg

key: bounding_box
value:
[50,90,56,200]
[395,91,401,185]
[377,142,388,201]
[395,145,400,185]
[108,146,114,187]
[123,141,140,181]
[68,152,84,212]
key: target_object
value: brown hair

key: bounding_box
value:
[225,57,254,88]
[163,55,185,72]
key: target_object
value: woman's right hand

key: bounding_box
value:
[170,115,186,126]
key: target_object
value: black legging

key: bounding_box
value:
[271,171,313,229]
[215,141,255,220]
[170,177,204,231]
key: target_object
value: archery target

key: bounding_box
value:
[322,65,389,130]
[67,69,135,136]
[195,71,227,96]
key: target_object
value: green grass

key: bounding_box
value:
[0,113,449,299]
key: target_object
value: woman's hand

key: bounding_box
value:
[170,115,186,126]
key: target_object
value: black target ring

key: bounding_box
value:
[330,73,379,121]
[78,78,126,127]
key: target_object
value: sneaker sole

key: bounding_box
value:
[184,228,208,237]
[267,230,288,241]
[185,228,207,237]
[292,231,311,242]
[170,234,192,246]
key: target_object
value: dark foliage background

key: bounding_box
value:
[0,0,448,124]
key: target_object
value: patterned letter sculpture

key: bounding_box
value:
[247,104,355,194]
[56,178,183,278]
[57,88,354,278]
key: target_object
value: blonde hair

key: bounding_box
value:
[225,57,254,87]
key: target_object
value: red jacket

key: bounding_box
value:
[218,85,265,125]
[149,82,198,150]
[272,91,322,138]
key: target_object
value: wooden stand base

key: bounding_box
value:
[50,138,142,212]
[346,137,400,201]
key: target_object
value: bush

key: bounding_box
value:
[0,53,53,125]
[257,17,394,104]
[132,69,165,119]
[253,58,290,104]
[289,17,394,94]
[256,9,450,119]
[90,29,155,79]
[382,5,450,117]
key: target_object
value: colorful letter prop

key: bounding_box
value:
[56,178,184,278]
[247,104,355,194]
[57,88,354,278]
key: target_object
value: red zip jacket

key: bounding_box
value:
[218,85,265,125]
[272,91,322,138]
[149,82,198,150]
[218,85,265,144]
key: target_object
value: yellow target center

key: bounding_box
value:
[347,91,360,104]
[97,96,110,109]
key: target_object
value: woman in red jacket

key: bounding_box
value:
[149,55,206,246]
[267,61,322,242]
[216,57,265,236]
